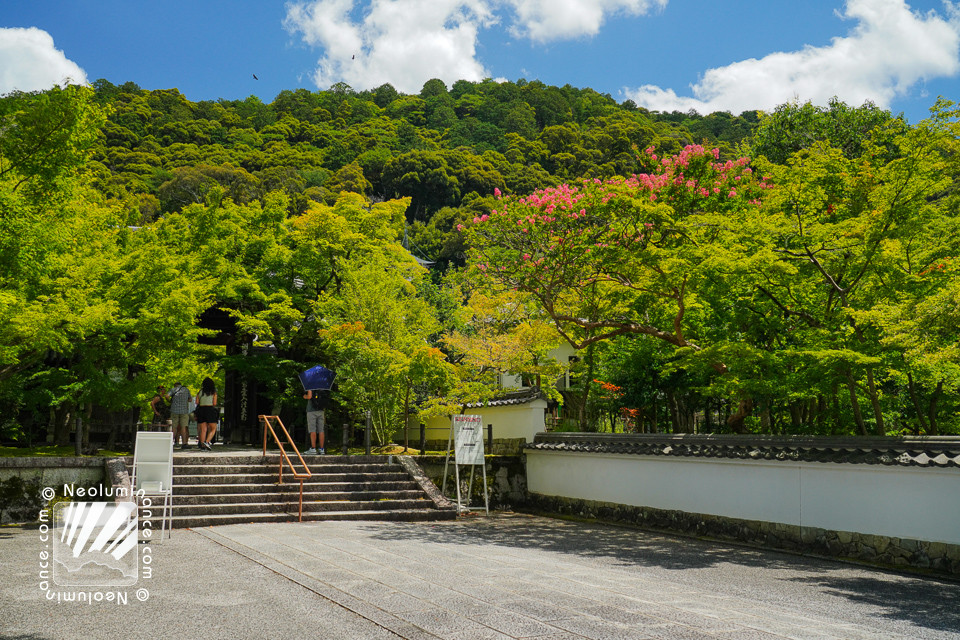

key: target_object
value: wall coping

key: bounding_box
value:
[0,456,113,468]
[526,433,960,469]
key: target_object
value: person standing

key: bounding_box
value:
[149,385,169,431]
[168,382,192,450]
[303,389,327,455]
[195,377,218,451]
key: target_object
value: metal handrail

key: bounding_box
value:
[259,415,312,522]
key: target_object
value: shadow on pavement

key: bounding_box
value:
[363,513,960,635]
[786,574,960,634]
[366,513,816,571]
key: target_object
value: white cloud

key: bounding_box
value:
[285,0,669,93]
[504,0,666,42]
[625,0,960,115]
[284,0,497,93]
[0,27,87,95]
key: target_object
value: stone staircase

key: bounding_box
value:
[136,453,457,528]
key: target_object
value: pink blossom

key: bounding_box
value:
[494,187,501,198]
[728,189,737,198]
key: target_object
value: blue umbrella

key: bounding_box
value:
[299,365,336,391]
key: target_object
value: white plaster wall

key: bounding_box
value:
[402,401,547,444]
[500,343,578,390]
[526,450,960,545]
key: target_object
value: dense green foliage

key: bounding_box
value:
[1,77,957,442]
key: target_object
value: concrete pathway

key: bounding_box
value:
[2,513,958,639]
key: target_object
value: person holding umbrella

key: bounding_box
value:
[299,365,335,455]
[303,388,328,455]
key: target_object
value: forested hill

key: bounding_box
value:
[88,78,758,266]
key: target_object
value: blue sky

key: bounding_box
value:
[2,0,959,123]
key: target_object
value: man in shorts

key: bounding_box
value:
[168,382,192,450]
[303,389,327,455]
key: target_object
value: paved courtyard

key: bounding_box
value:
[2,513,958,639]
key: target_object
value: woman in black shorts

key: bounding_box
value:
[195,377,219,451]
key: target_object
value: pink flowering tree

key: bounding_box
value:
[462,145,771,362]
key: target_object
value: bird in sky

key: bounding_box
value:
[252,74,259,80]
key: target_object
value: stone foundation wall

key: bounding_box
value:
[0,457,110,524]
[0,457,105,488]
[415,455,526,508]
[524,492,960,576]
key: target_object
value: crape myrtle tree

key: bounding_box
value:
[462,144,768,430]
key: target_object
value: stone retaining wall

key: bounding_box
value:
[415,455,526,508]
[0,457,111,524]
[0,457,106,488]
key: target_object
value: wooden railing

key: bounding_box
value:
[259,415,312,522]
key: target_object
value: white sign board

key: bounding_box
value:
[453,415,484,465]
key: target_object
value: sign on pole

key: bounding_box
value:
[441,414,489,515]
[453,414,484,465]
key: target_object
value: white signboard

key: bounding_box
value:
[453,414,484,465]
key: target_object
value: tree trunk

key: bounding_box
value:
[928,379,943,436]
[789,402,802,429]
[666,388,680,433]
[906,371,930,435]
[651,396,658,433]
[106,415,119,451]
[578,344,595,431]
[830,385,841,434]
[727,398,752,434]
[759,400,771,433]
[865,368,885,436]
[815,396,827,431]
[844,372,867,436]
[53,405,72,446]
[74,408,82,456]
[402,384,411,452]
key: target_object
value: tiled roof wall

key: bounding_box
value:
[526,433,960,468]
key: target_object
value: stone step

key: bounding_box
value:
[166,454,407,464]
[165,497,433,516]
[174,489,427,505]
[171,501,290,516]
[172,463,401,475]
[299,509,456,523]
[174,480,422,495]
[172,472,412,485]
[166,508,456,529]
[299,499,433,513]
[129,452,456,527]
